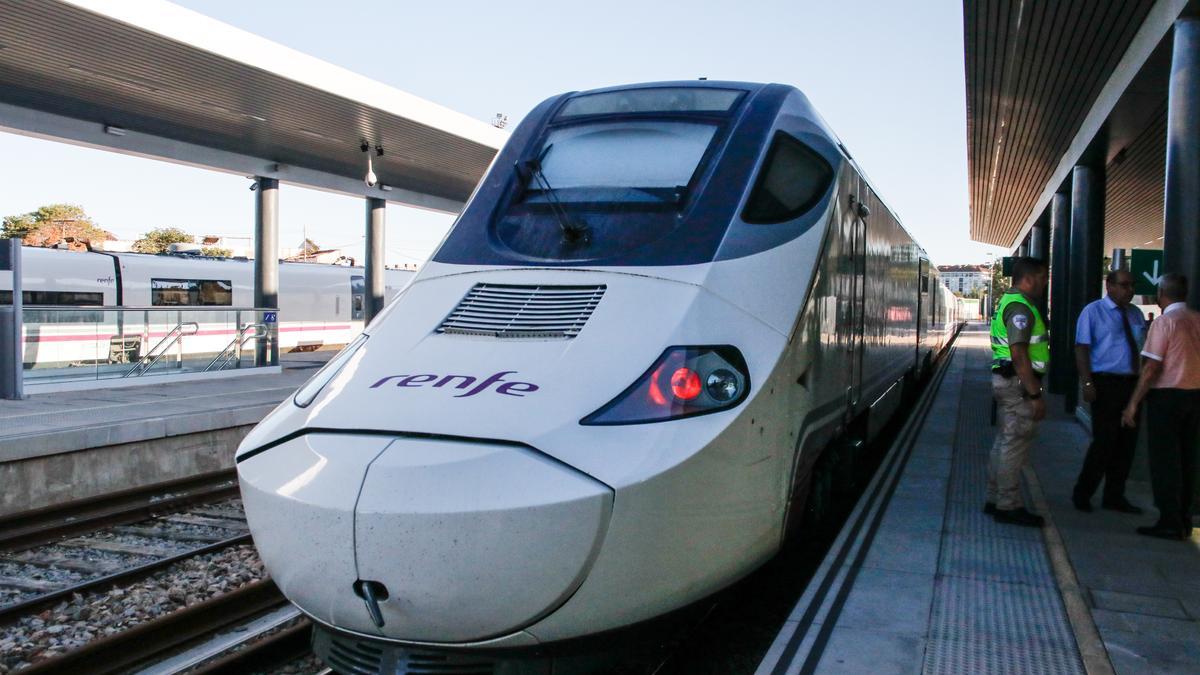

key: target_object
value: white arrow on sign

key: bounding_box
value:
[1142,259,1162,287]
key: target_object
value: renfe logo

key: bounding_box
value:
[369,371,539,398]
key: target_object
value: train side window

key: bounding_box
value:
[350,275,365,320]
[742,132,834,224]
[151,278,233,306]
[1,290,103,305]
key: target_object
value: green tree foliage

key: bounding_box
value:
[134,227,194,254]
[200,246,232,257]
[1,204,113,247]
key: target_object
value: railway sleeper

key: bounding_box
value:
[0,554,119,575]
[0,575,58,593]
[57,539,170,558]
[110,526,228,543]
[159,514,249,530]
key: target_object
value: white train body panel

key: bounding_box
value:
[234,81,966,652]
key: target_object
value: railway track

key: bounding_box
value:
[0,468,239,551]
[0,470,320,675]
[0,470,248,624]
[17,579,295,675]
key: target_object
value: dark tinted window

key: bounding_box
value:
[0,290,103,305]
[558,88,742,118]
[151,279,232,306]
[742,132,834,224]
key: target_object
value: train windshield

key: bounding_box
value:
[527,121,717,204]
[494,116,726,261]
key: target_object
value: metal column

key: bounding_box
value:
[1029,216,1049,262]
[0,239,23,399]
[365,197,386,325]
[1164,17,1200,309]
[254,177,279,366]
[1065,165,1105,411]
[1016,238,1030,258]
[1048,192,1072,397]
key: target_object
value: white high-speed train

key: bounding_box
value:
[235,82,963,672]
[0,247,413,370]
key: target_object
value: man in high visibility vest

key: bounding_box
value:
[988,256,1050,527]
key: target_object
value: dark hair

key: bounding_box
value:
[1159,273,1189,302]
[1106,269,1131,285]
[1011,256,1047,284]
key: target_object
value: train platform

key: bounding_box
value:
[758,325,1200,675]
[0,352,330,514]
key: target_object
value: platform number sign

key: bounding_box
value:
[1130,249,1164,296]
[263,311,277,324]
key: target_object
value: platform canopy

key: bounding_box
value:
[0,0,508,212]
[964,0,1175,250]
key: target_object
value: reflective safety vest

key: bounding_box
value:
[991,292,1049,374]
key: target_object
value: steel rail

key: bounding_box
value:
[184,619,312,675]
[0,532,252,624]
[0,468,239,552]
[19,579,286,675]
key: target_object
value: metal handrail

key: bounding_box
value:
[124,321,199,377]
[204,323,267,372]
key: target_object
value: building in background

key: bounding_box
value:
[937,264,989,296]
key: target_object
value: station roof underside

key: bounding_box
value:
[965,0,1164,250]
[0,0,507,210]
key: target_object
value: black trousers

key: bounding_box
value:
[1074,374,1139,503]
[1146,388,1200,530]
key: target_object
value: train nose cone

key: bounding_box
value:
[238,433,613,644]
[354,438,612,642]
[237,433,394,633]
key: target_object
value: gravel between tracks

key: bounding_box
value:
[0,544,264,674]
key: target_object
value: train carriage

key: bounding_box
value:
[230,81,965,668]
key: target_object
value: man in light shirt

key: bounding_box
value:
[1121,274,1200,540]
[1072,270,1146,513]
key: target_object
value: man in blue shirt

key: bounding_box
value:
[1073,269,1147,513]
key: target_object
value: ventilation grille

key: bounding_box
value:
[314,627,497,675]
[437,283,605,339]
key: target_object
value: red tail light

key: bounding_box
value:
[670,368,702,399]
[581,346,749,425]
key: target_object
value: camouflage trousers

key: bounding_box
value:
[988,374,1040,510]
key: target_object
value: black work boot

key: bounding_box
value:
[993,507,1045,527]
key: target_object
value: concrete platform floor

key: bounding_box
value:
[762,325,1200,674]
[0,351,331,462]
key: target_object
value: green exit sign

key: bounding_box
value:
[1130,249,1163,295]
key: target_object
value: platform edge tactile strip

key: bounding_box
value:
[920,335,1086,675]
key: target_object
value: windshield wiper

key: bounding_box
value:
[519,144,590,244]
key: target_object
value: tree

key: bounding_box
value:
[200,246,232,257]
[1,204,113,247]
[134,227,193,254]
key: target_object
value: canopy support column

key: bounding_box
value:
[1164,17,1200,309]
[1065,166,1104,412]
[1029,214,1049,261]
[365,198,386,325]
[1048,192,1072,398]
[254,176,279,366]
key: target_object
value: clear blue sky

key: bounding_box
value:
[0,0,1002,266]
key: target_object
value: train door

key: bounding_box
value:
[351,275,365,321]
[917,258,928,367]
[846,194,868,411]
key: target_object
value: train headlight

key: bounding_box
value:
[580,346,749,425]
[706,369,740,402]
[293,333,368,408]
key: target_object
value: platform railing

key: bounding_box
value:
[204,322,267,373]
[18,307,279,386]
[125,320,199,377]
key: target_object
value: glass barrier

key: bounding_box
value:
[20,307,279,385]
